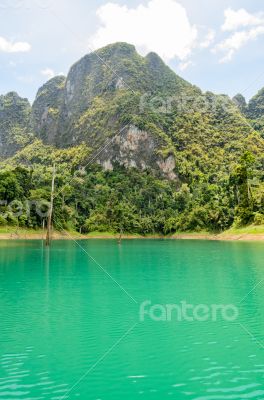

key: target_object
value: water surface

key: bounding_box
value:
[0,240,264,399]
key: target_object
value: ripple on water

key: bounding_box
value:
[207,383,261,393]
[0,351,70,400]
[1,240,264,399]
[193,391,264,400]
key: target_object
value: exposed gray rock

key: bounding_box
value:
[31,75,66,144]
[157,155,177,180]
[28,43,188,178]
[97,125,177,180]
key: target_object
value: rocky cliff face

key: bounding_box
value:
[29,42,197,178]
[40,43,195,147]
[31,76,66,145]
[1,42,264,180]
[0,92,32,158]
[97,125,177,180]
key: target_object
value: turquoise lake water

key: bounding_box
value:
[0,239,264,399]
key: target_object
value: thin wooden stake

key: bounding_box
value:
[46,164,56,246]
[118,227,123,244]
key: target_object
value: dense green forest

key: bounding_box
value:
[0,43,264,235]
[0,141,263,235]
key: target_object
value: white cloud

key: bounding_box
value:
[222,8,264,32]
[178,60,194,71]
[214,8,264,63]
[0,37,31,53]
[41,68,55,80]
[215,27,264,63]
[200,29,215,48]
[41,68,65,81]
[89,0,198,62]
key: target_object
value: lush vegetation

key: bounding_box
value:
[0,92,32,157]
[0,141,263,235]
[0,43,264,236]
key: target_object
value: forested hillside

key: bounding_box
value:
[0,43,263,234]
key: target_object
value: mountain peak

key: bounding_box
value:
[0,91,32,158]
[0,91,30,103]
[35,75,66,99]
[247,86,264,119]
[145,51,165,68]
[94,42,137,57]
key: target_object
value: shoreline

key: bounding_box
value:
[0,228,264,241]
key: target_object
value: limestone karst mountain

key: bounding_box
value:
[0,43,264,232]
[1,42,264,181]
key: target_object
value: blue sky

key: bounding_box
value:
[1,0,264,102]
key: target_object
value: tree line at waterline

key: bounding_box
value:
[0,148,263,235]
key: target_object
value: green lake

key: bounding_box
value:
[0,240,264,399]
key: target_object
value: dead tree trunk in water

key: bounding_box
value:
[118,227,123,244]
[46,164,56,247]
